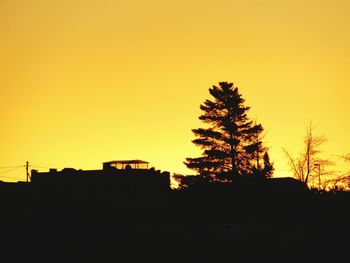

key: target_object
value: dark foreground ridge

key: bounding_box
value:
[0,160,349,262]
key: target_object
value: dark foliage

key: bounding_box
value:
[0,180,349,262]
[182,82,273,187]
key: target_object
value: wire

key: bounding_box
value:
[0,166,23,174]
[30,165,51,169]
[0,165,25,169]
[0,175,24,180]
[30,163,99,169]
[0,167,24,180]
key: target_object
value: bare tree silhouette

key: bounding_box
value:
[283,122,331,189]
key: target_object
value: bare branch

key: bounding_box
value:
[283,122,330,188]
[282,148,303,182]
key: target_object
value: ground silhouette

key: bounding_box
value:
[0,164,349,262]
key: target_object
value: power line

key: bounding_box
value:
[0,174,24,180]
[30,162,100,169]
[0,166,23,174]
[30,165,51,169]
[0,166,24,181]
[30,163,59,168]
[0,165,25,169]
[0,165,26,181]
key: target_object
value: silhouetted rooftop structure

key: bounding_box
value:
[29,160,170,205]
[103,159,149,170]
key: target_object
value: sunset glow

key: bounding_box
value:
[1,0,350,182]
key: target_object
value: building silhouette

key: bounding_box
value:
[30,160,170,206]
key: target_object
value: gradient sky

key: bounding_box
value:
[1,0,349,182]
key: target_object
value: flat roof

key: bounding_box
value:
[103,160,149,164]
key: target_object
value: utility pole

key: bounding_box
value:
[26,161,29,182]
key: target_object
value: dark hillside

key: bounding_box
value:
[0,176,349,262]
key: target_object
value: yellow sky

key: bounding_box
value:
[1,0,350,182]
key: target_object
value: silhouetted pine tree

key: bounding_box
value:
[184,82,273,182]
[262,152,274,178]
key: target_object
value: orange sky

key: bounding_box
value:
[1,0,350,182]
